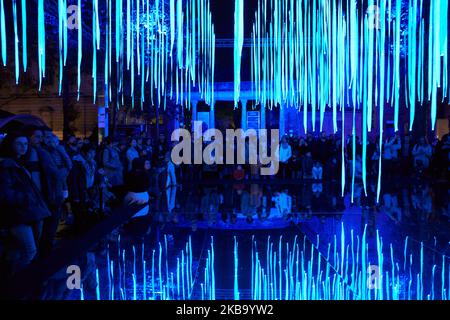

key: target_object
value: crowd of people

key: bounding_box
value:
[275,131,449,182]
[0,127,170,277]
[0,124,449,277]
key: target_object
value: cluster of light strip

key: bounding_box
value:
[248,0,448,201]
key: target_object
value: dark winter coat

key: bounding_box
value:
[0,158,52,228]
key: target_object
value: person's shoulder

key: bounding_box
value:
[0,157,16,168]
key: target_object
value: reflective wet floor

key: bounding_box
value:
[41,179,449,300]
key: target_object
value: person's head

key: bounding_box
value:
[76,138,84,149]
[320,132,327,140]
[144,159,151,171]
[43,130,57,148]
[67,135,77,146]
[81,144,96,161]
[443,135,450,144]
[104,136,118,147]
[130,138,137,148]
[30,129,44,146]
[314,161,321,167]
[281,135,288,145]
[104,136,113,146]
[12,135,29,158]
[306,151,312,157]
[1,132,29,158]
[419,137,426,145]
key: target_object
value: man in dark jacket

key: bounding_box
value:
[0,133,51,273]
[37,130,71,256]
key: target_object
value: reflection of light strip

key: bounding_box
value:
[95,269,100,300]
[234,236,239,300]
[0,0,6,66]
[13,0,19,84]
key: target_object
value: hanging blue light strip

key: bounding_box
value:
[0,0,6,67]
[77,0,82,100]
[21,0,27,71]
[13,0,19,84]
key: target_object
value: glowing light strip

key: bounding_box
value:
[63,0,67,66]
[0,0,6,66]
[234,0,244,108]
[377,0,386,203]
[93,0,98,104]
[136,0,140,76]
[116,0,122,63]
[58,0,64,94]
[105,0,110,107]
[37,0,45,91]
[77,0,82,100]
[13,0,19,84]
[393,0,401,131]
[126,0,131,70]
[21,0,27,71]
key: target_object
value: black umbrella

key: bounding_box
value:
[0,114,50,133]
